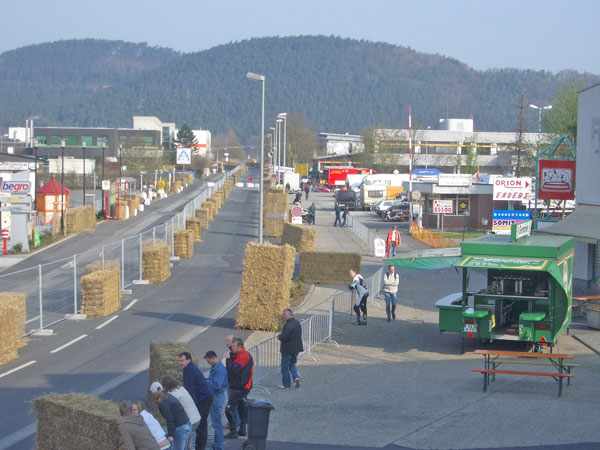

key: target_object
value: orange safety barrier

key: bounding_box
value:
[410,221,460,249]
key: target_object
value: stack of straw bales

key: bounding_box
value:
[206,199,218,216]
[172,180,182,193]
[117,201,128,221]
[65,205,96,233]
[149,342,194,387]
[281,223,316,252]
[142,245,171,284]
[127,199,137,217]
[236,242,296,331]
[84,260,121,297]
[201,201,215,221]
[80,270,120,317]
[0,292,25,365]
[34,393,122,450]
[195,208,210,230]
[213,192,223,210]
[186,218,202,243]
[174,229,194,259]
[300,252,362,285]
[264,190,289,237]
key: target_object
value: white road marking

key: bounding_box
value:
[123,299,138,311]
[0,360,36,379]
[49,334,88,354]
[26,315,40,324]
[95,316,119,330]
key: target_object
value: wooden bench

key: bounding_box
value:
[473,349,575,397]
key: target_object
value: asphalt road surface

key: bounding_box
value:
[0,169,258,449]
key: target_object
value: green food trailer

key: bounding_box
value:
[387,222,574,352]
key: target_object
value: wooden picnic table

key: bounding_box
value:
[473,349,575,397]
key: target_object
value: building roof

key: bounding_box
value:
[534,204,600,244]
[36,175,70,195]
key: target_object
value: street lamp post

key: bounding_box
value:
[276,118,283,184]
[529,104,552,133]
[119,143,123,180]
[33,138,38,209]
[425,126,430,169]
[277,112,287,170]
[246,71,265,244]
[101,141,106,214]
[61,139,65,233]
[82,141,86,205]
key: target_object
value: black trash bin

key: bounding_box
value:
[242,399,275,450]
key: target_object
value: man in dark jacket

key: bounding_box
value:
[225,337,253,439]
[178,351,213,450]
[277,308,304,389]
[119,400,160,450]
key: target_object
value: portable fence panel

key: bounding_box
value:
[39,257,78,329]
[122,235,142,288]
[247,335,281,385]
[0,266,40,335]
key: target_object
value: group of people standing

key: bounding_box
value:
[118,337,254,450]
[333,203,349,227]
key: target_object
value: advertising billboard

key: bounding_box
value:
[492,177,531,201]
[492,210,531,235]
[538,160,575,200]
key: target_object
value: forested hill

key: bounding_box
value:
[1,36,597,139]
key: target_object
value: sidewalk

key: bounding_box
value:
[241,193,600,449]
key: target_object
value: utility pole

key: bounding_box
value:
[515,93,526,178]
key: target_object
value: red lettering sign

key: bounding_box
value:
[538,160,575,200]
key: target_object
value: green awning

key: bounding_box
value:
[385,248,461,270]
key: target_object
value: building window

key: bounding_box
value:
[36,136,47,145]
[98,136,108,146]
[143,136,154,145]
[81,136,93,146]
[51,136,62,145]
[66,135,78,146]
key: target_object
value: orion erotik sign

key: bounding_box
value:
[538,160,576,200]
[1,180,31,194]
[492,177,531,200]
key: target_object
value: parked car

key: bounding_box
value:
[384,203,410,221]
[374,199,404,216]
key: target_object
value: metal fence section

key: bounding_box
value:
[347,215,378,255]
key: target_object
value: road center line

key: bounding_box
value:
[50,334,88,354]
[25,315,40,324]
[95,316,119,330]
[123,299,138,311]
[0,360,36,379]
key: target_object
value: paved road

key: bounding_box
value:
[0,168,259,449]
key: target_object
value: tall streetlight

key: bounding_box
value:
[276,118,283,184]
[82,140,87,205]
[61,138,65,233]
[246,71,265,244]
[277,112,287,169]
[33,138,38,209]
[101,141,106,214]
[529,104,552,133]
[267,134,273,167]
[269,126,276,176]
[119,143,123,180]
[425,126,430,169]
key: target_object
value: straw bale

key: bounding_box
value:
[174,229,194,259]
[202,201,215,220]
[172,181,182,193]
[0,292,26,339]
[65,205,96,233]
[81,270,120,317]
[142,245,171,284]
[281,223,316,252]
[195,208,210,230]
[142,238,167,249]
[34,393,123,450]
[236,242,296,331]
[127,199,137,217]
[212,192,223,210]
[0,308,18,365]
[300,252,362,285]
[130,195,141,210]
[186,218,202,243]
[149,342,194,388]
[117,201,128,221]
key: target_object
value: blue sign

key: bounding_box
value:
[492,210,531,220]
[413,168,443,177]
[176,148,191,165]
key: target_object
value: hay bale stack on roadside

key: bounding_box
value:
[117,201,128,221]
[300,252,362,285]
[34,393,122,450]
[174,229,194,259]
[80,270,120,317]
[0,306,18,365]
[130,195,141,211]
[127,199,137,217]
[172,181,182,193]
[195,208,210,230]
[149,342,194,387]
[236,242,296,331]
[185,217,202,243]
[65,205,96,233]
[213,191,223,210]
[142,245,171,284]
[264,190,289,238]
[0,292,26,340]
[84,260,121,297]
[201,201,214,221]
[281,223,316,252]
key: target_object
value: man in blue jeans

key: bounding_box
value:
[277,309,304,389]
[204,351,228,450]
[382,264,400,322]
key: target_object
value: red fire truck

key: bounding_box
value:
[324,167,374,188]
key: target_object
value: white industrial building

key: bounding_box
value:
[318,132,364,156]
[133,116,176,149]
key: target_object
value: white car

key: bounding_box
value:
[374,199,404,216]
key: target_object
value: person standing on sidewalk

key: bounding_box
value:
[308,202,316,225]
[225,338,253,439]
[303,182,310,200]
[386,224,401,257]
[277,309,303,389]
[333,203,342,227]
[383,264,400,322]
[223,334,235,433]
[348,269,369,325]
[204,351,228,450]
[161,374,201,450]
[341,205,349,227]
[178,352,213,450]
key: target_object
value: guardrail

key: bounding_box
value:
[1,167,241,336]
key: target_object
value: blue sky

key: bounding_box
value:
[1,0,598,74]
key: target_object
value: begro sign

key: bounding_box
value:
[492,177,531,201]
[1,180,32,195]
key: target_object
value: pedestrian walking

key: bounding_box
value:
[308,202,316,225]
[161,374,201,450]
[386,224,401,257]
[223,335,235,432]
[348,269,369,325]
[303,183,310,200]
[277,309,303,389]
[150,382,192,450]
[341,205,349,227]
[133,401,171,450]
[178,352,213,450]
[383,264,400,322]
[333,203,342,227]
[204,351,228,450]
[225,338,253,439]
[119,400,161,450]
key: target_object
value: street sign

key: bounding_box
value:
[492,177,532,201]
[291,216,303,225]
[432,199,453,214]
[0,195,31,204]
[1,180,32,195]
[511,220,532,241]
[291,206,303,217]
[176,148,191,165]
[412,190,422,200]
[102,180,110,191]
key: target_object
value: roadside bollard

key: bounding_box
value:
[242,399,275,450]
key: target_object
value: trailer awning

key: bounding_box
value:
[385,248,461,270]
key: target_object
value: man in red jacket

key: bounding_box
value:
[224,337,253,439]
[386,224,401,257]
